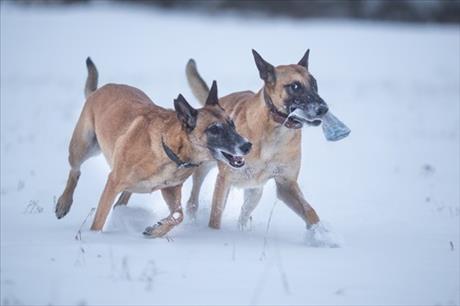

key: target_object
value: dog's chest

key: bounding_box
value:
[232,162,284,188]
[127,167,193,193]
[231,154,289,188]
[230,134,298,188]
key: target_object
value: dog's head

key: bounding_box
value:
[174,81,251,168]
[252,49,328,127]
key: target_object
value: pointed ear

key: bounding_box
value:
[298,49,310,69]
[252,49,276,85]
[174,94,198,132]
[205,80,219,106]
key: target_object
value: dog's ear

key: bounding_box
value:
[298,49,310,69]
[205,80,219,106]
[174,94,198,132]
[252,49,276,85]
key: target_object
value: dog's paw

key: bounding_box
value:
[305,221,343,248]
[237,216,254,232]
[185,211,198,225]
[55,196,71,219]
[186,205,210,226]
[143,222,172,238]
[186,201,198,222]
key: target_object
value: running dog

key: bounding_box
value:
[185,50,333,244]
[55,58,251,237]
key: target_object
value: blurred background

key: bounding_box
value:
[13,0,460,23]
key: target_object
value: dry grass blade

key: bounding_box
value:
[74,207,96,241]
[259,200,277,261]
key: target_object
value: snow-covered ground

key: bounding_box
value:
[1,3,459,305]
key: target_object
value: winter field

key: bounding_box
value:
[1,3,459,305]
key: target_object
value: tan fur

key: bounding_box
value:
[56,80,232,236]
[186,59,210,105]
[186,60,320,229]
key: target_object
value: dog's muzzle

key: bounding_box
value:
[214,140,252,169]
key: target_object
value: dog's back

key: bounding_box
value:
[88,83,170,129]
[84,83,174,162]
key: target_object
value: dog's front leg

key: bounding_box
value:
[186,162,214,219]
[238,187,263,230]
[209,173,231,229]
[275,176,320,228]
[143,185,183,238]
[91,173,122,231]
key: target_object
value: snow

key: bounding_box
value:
[1,2,459,305]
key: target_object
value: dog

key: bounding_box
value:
[55,58,251,237]
[185,49,331,240]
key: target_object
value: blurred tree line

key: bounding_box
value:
[14,0,460,24]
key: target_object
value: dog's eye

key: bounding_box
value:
[290,82,301,92]
[207,124,220,135]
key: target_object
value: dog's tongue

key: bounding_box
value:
[230,156,244,167]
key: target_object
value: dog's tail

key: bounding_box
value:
[185,59,210,106]
[85,57,99,99]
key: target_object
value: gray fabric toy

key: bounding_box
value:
[321,112,351,141]
[287,109,350,141]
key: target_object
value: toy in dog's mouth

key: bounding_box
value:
[287,109,322,127]
[289,116,322,127]
[221,151,245,168]
[287,108,351,141]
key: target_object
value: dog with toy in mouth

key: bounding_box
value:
[185,50,339,246]
[55,58,251,237]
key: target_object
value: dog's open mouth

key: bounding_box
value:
[221,151,245,168]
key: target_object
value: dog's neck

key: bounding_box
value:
[161,136,200,169]
[159,124,203,169]
[261,88,302,130]
[246,90,301,154]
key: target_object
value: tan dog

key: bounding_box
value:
[185,50,332,240]
[55,58,251,237]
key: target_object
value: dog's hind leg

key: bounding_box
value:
[275,176,320,227]
[56,109,100,219]
[186,162,214,219]
[114,191,132,207]
[238,187,263,230]
[55,168,81,219]
[143,185,183,238]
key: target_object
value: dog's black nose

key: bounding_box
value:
[317,105,329,116]
[240,142,252,155]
